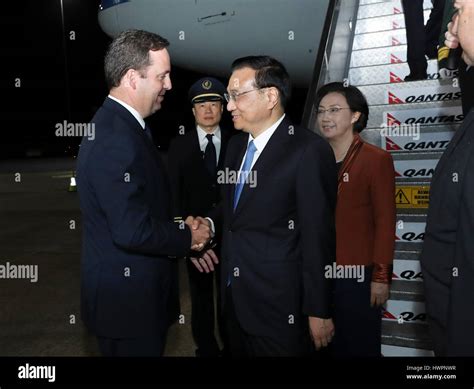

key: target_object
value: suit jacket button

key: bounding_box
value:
[212,202,217,207]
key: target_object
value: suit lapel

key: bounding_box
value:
[218,128,231,170]
[103,97,169,194]
[232,117,292,218]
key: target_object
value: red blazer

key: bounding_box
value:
[336,135,396,283]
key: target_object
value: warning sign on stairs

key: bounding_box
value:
[395,186,430,208]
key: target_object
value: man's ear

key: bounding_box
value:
[266,87,279,109]
[123,69,138,89]
[192,106,196,117]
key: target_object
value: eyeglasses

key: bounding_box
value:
[224,88,262,103]
[317,107,352,116]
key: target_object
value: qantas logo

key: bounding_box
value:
[390,72,404,83]
[385,137,402,151]
[389,92,404,104]
[387,113,464,125]
[397,168,435,178]
[388,91,461,104]
[390,54,403,64]
[386,137,450,151]
[404,114,464,124]
[404,91,462,103]
[390,71,453,82]
[392,270,423,281]
[382,309,397,320]
[392,37,402,46]
[386,113,401,126]
[383,309,426,322]
[395,231,425,241]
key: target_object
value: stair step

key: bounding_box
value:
[349,59,454,86]
[382,344,434,356]
[353,28,407,50]
[394,250,423,260]
[358,79,460,106]
[382,320,432,350]
[392,260,423,286]
[394,155,440,181]
[367,101,462,130]
[390,278,425,302]
[350,45,407,67]
[396,206,430,215]
[382,126,456,153]
[383,299,426,319]
[395,218,425,250]
[356,9,430,34]
[357,0,431,20]
[359,0,431,7]
[360,0,394,5]
[362,125,458,153]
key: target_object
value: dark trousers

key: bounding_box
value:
[224,287,310,357]
[186,256,226,356]
[330,266,382,357]
[97,331,167,357]
[402,0,445,75]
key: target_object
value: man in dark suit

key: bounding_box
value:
[76,29,210,356]
[420,0,474,356]
[194,56,337,356]
[168,77,231,357]
[402,0,446,81]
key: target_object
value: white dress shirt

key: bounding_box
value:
[197,125,222,165]
[238,114,286,172]
[108,94,146,130]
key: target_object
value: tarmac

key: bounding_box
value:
[0,157,206,357]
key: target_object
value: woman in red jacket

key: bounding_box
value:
[316,82,396,356]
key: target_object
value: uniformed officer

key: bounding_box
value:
[168,77,232,356]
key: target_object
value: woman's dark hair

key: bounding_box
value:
[315,82,369,133]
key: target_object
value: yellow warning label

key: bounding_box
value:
[395,186,430,208]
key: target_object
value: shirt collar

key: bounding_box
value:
[108,95,146,130]
[197,125,221,143]
[248,114,286,152]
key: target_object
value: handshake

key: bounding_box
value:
[185,216,213,251]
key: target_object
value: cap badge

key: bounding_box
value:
[202,80,212,90]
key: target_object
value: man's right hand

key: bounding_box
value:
[185,216,211,251]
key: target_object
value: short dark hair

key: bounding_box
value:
[231,56,291,109]
[104,29,170,90]
[315,82,369,133]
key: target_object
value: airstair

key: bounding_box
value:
[304,0,464,356]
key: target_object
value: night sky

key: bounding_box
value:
[1,1,308,159]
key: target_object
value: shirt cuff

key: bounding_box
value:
[205,217,215,237]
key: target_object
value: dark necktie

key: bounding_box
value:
[204,133,217,176]
[144,125,153,141]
